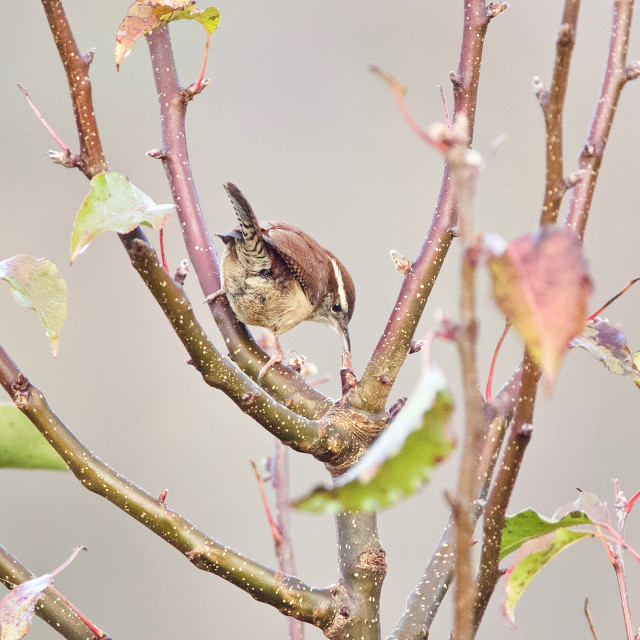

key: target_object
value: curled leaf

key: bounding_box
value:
[0,255,68,356]
[71,172,174,263]
[572,318,640,388]
[294,367,454,513]
[116,0,220,69]
[487,226,591,387]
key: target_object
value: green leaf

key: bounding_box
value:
[0,404,67,470]
[503,527,593,623]
[71,172,173,263]
[115,0,221,69]
[0,255,68,356]
[501,509,594,560]
[294,367,454,513]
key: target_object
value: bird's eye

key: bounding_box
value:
[332,303,342,313]
[258,268,272,277]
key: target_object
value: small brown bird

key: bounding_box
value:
[206,183,355,380]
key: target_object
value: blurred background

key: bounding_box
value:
[1,1,639,638]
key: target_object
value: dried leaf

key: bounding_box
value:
[0,548,84,640]
[116,0,220,69]
[572,318,640,388]
[488,226,591,386]
[0,255,68,356]
[71,172,173,263]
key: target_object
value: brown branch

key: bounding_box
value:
[473,352,538,631]
[565,0,636,239]
[538,0,582,224]
[352,0,499,415]
[41,0,106,178]
[0,545,105,640]
[271,441,305,640]
[0,349,338,630]
[144,26,330,414]
[330,512,386,640]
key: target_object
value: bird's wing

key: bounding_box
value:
[262,222,330,306]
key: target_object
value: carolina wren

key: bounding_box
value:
[207,183,355,380]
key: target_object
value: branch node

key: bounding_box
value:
[625,61,640,81]
[83,47,95,65]
[582,142,598,157]
[389,249,411,273]
[242,392,259,406]
[48,148,78,168]
[182,78,210,101]
[174,259,189,285]
[486,2,509,19]
[532,76,549,106]
[448,225,461,237]
[10,372,30,408]
[564,169,586,190]
[557,23,575,48]
[409,339,424,354]
[388,397,407,420]
[146,148,168,160]
[449,72,463,87]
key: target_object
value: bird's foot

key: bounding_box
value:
[257,350,285,382]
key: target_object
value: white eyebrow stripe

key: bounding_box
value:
[331,258,348,310]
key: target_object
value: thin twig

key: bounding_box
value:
[565,0,636,239]
[473,353,538,632]
[40,0,107,178]
[538,0,581,224]
[353,0,497,415]
[386,371,516,640]
[584,598,601,640]
[271,441,305,640]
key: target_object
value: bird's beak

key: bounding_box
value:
[339,324,351,353]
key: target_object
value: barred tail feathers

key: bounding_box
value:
[224,183,271,272]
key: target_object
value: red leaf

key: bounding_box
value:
[488,226,591,387]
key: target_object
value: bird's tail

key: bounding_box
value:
[224,183,271,272]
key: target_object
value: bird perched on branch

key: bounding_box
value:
[205,183,355,380]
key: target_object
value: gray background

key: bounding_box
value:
[1,1,639,638]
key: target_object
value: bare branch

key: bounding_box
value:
[353,0,494,415]
[40,0,107,178]
[0,350,337,629]
[539,0,581,225]
[473,352,538,631]
[566,0,636,238]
